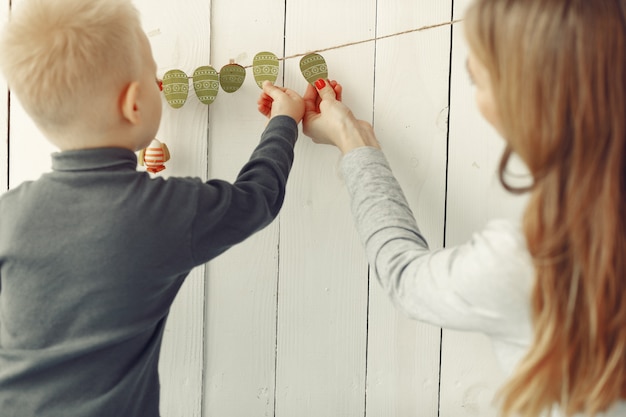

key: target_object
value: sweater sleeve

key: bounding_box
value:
[340,146,534,339]
[190,115,298,264]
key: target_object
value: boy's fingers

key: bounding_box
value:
[261,80,277,96]
[284,89,302,100]
[262,80,285,100]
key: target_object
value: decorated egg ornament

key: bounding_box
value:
[299,53,328,85]
[192,66,220,105]
[252,51,280,88]
[138,139,171,173]
[219,61,246,93]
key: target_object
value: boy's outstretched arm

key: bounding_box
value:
[182,116,296,264]
[176,85,305,266]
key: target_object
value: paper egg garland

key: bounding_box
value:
[299,53,328,85]
[252,51,280,88]
[156,18,463,108]
[161,51,329,108]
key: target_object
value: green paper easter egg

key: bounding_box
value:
[192,66,219,105]
[219,63,246,93]
[162,69,189,109]
[299,53,328,85]
[252,51,279,88]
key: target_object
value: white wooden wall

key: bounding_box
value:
[0,0,529,416]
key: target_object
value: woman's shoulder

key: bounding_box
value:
[460,218,531,277]
[474,218,526,251]
[448,218,535,340]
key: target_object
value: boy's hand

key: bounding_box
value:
[257,81,305,124]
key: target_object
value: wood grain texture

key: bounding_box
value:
[132,1,211,416]
[366,2,452,416]
[274,1,375,416]
[0,0,7,192]
[7,94,55,188]
[5,0,52,188]
[439,1,529,416]
[7,0,56,188]
[202,0,286,416]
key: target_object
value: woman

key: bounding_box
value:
[294,0,626,415]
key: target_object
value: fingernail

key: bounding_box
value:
[315,79,326,90]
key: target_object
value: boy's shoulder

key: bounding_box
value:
[0,179,35,202]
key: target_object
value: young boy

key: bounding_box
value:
[0,0,305,416]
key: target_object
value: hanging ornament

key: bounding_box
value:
[193,66,220,105]
[138,138,170,174]
[252,51,280,88]
[219,60,246,93]
[162,70,189,109]
[299,53,328,85]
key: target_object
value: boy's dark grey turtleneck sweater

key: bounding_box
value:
[0,116,298,417]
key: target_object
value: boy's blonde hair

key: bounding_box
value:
[465,0,626,416]
[0,0,142,138]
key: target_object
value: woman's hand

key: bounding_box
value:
[257,81,305,124]
[302,79,380,154]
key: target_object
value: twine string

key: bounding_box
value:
[173,18,463,78]
[241,18,463,69]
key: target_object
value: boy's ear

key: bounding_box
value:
[121,81,141,125]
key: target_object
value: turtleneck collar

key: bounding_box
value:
[51,148,138,172]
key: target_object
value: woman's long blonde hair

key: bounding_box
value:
[465,0,626,416]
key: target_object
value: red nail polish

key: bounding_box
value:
[315,79,326,90]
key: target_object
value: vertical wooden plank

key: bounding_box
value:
[366,2,452,416]
[8,93,54,188]
[132,1,210,416]
[5,0,52,188]
[440,0,529,416]
[7,0,55,189]
[276,2,375,416]
[202,1,285,416]
[0,0,7,193]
